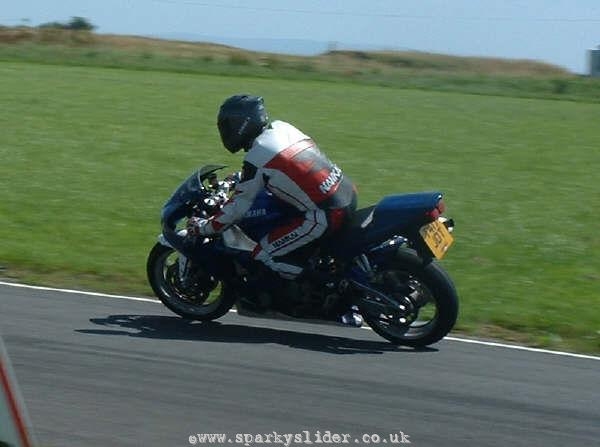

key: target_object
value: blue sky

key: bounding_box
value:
[3,0,600,73]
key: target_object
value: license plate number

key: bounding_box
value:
[419,220,454,259]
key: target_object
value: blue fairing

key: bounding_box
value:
[374,192,442,228]
[161,165,226,229]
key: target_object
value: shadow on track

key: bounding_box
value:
[76,314,438,355]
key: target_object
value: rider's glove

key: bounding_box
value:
[224,171,241,186]
[187,216,209,237]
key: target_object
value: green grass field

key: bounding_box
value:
[1,61,599,353]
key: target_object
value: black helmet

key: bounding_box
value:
[217,94,268,153]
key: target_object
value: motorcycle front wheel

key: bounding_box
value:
[146,243,237,321]
[358,249,459,348]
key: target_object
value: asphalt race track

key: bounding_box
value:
[0,283,598,447]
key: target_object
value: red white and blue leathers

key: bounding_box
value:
[197,120,356,278]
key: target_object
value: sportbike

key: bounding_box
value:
[147,165,458,347]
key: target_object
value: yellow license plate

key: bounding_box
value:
[419,220,454,259]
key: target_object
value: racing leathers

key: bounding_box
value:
[195,120,357,279]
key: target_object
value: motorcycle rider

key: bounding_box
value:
[189,94,360,324]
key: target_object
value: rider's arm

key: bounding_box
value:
[197,161,263,235]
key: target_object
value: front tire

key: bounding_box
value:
[359,249,459,348]
[146,243,237,321]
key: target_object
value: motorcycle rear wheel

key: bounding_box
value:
[146,243,236,321]
[359,249,458,348]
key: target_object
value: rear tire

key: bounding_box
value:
[359,249,458,348]
[146,243,237,321]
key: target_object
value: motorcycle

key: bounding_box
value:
[146,164,459,347]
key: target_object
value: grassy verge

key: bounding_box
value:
[1,59,599,354]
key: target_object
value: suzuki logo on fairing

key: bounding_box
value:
[245,208,267,218]
[319,166,342,194]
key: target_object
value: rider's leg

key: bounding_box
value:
[251,209,328,279]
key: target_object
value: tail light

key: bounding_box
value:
[425,198,446,221]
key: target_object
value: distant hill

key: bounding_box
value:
[3,26,599,103]
[156,33,329,56]
[0,26,571,77]
[156,32,575,76]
